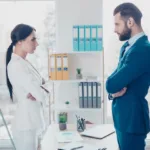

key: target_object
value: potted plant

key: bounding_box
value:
[76,68,82,79]
[59,112,67,130]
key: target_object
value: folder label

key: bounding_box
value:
[56,55,62,80]
[62,54,69,80]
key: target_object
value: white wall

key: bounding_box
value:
[56,0,102,52]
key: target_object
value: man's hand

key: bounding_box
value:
[27,93,36,101]
[112,87,127,98]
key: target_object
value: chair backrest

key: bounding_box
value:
[0,109,16,150]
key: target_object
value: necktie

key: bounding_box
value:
[120,41,129,58]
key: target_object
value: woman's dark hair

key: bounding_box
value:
[113,3,142,26]
[6,24,35,100]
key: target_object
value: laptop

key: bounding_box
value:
[80,124,115,139]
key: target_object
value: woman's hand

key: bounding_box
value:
[27,93,36,101]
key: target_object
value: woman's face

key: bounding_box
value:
[20,31,39,54]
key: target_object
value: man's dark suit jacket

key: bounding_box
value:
[106,35,150,134]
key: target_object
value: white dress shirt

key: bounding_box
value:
[124,32,145,54]
[8,53,46,131]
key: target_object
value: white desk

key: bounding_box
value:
[41,124,118,150]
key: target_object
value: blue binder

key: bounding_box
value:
[91,25,97,51]
[97,25,103,51]
[97,83,101,108]
[88,82,93,108]
[93,82,97,108]
[85,25,91,51]
[79,82,84,108]
[83,82,88,108]
[79,25,85,51]
[73,25,79,51]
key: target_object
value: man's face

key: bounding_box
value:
[114,13,131,41]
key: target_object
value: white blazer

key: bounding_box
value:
[8,53,46,131]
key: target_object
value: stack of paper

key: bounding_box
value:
[56,131,83,143]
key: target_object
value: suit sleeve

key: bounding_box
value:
[106,50,150,93]
[8,62,45,102]
[107,50,122,80]
[107,69,117,100]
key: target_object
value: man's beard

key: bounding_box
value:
[119,26,131,41]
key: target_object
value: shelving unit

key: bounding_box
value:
[48,78,102,83]
[51,105,102,112]
[48,0,104,124]
[49,51,102,54]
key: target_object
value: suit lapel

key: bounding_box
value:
[25,60,42,84]
[119,35,148,62]
[117,35,148,70]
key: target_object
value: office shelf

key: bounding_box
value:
[49,51,103,55]
[51,104,102,112]
[48,78,102,83]
[48,0,104,124]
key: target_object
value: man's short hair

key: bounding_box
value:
[113,3,142,26]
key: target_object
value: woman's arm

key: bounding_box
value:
[8,62,45,102]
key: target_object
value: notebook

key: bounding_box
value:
[56,131,83,143]
[80,124,115,139]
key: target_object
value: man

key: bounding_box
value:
[106,3,150,150]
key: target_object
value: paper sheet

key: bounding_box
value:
[56,131,83,143]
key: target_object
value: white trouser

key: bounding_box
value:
[12,129,39,150]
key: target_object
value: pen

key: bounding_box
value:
[76,115,84,131]
[71,146,84,150]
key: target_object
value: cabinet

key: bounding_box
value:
[48,0,104,124]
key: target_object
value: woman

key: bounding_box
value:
[6,24,47,150]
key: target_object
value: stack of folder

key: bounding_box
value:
[78,82,101,108]
[73,25,103,51]
[49,54,69,80]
